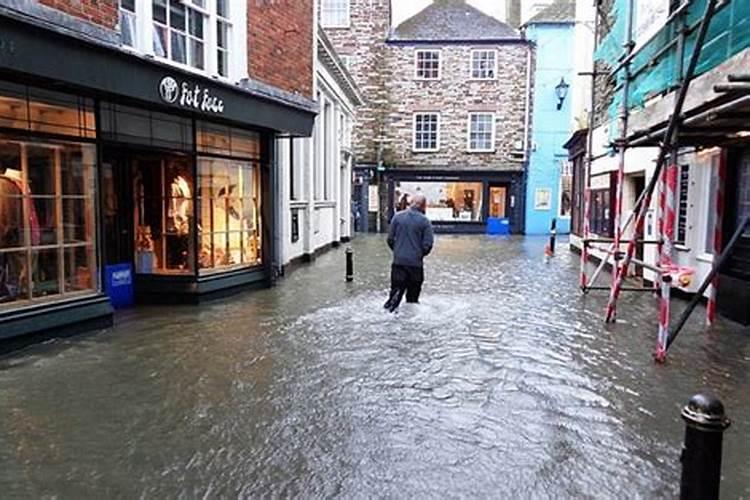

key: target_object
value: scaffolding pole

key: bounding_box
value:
[604,0,720,330]
[580,3,600,292]
[609,0,636,320]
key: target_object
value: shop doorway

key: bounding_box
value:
[489,185,508,218]
[101,148,195,275]
[101,153,135,268]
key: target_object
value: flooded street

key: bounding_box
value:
[0,235,748,498]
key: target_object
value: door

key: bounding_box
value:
[101,153,134,267]
[633,175,646,277]
[489,186,507,218]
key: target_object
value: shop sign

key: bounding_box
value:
[158,76,225,114]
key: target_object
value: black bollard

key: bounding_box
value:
[680,394,731,500]
[549,217,557,254]
[345,247,354,282]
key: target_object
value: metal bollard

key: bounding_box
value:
[345,247,354,282]
[549,217,557,254]
[680,393,731,500]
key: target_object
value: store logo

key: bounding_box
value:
[111,269,132,287]
[159,76,179,104]
[158,75,225,114]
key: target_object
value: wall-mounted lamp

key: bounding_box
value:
[555,77,570,110]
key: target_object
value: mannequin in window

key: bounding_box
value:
[0,165,40,301]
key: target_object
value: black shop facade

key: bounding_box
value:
[0,15,315,341]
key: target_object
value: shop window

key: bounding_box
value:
[133,158,195,274]
[415,50,441,80]
[197,158,262,272]
[413,113,440,152]
[559,160,573,218]
[196,122,261,159]
[119,0,137,47]
[153,0,206,70]
[0,138,97,309]
[470,50,497,80]
[468,113,495,152]
[397,181,484,222]
[590,188,613,237]
[0,82,96,139]
[676,164,690,245]
[321,0,350,28]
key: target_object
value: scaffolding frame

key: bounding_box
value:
[580,0,721,362]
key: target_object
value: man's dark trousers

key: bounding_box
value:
[385,264,424,311]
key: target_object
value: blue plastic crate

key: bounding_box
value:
[487,217,510,235]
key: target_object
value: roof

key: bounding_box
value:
[524,1,576,25]
[389,0,521,43]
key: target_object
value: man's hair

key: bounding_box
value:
[410,192,427,209]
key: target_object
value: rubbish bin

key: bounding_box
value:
[487,217,510,235]
[105,263,134,309]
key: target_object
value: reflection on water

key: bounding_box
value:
[0,235,748,498]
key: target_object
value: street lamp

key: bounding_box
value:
[555,77,570,110]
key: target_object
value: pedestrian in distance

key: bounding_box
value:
[384,193,434,312]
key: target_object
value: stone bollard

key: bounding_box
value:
[680,393,731,500]
[345,247,354,282]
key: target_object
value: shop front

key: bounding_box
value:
[386,170,525,234]
[0,13,315,340]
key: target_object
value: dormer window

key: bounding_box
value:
[470,50,497,80]
[415,50,441,80]
[321,0,350,28]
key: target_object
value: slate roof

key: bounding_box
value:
[389,0,521,42]
[525,0,576,25]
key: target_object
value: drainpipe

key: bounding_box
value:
[521,39,533,234]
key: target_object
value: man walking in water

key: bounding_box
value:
[384,193,434,312]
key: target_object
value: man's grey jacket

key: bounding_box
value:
[387,207,434,268]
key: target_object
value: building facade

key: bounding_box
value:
[566,0,750,324]
[277,29,362,269]
[522,1,575,235]
[0,0,317,340]
[323,0,534,234]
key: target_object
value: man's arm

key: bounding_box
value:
[387,216,397,250]
[422,220,434,256]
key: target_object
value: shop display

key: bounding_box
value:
[197,158,261,272]
[397,181,484,222]
[133,158,194,274]
[0,138,97,307]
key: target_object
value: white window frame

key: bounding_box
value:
[467,112,496,152]
[414,50,442,81]
[470,49,497,80]
[413,113,441,152]
[119,0,138,48]
[120,1,246,81]
[320,0,351,28]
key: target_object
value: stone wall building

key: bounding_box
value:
[323,0,534,233]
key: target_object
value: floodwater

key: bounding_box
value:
[0,235,748,498]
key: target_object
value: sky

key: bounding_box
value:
[391,0,507,27]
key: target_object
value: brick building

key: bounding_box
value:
[323,0,533,233]
[0,0,317,340]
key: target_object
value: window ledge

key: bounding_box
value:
[468,78,497,82]
[675,244,691,252]
[696,253,715,264]
[412,149,440,153]
[467,149,496,154]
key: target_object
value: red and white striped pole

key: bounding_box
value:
[655,164,667,292]
[706,151,727,326]
[656,274,672,362]
[655,161,678,361]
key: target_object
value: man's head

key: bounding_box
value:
[410,193,427,213]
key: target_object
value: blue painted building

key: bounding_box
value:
[523,1,576,235]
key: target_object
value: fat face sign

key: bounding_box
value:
[158,76,225,114]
